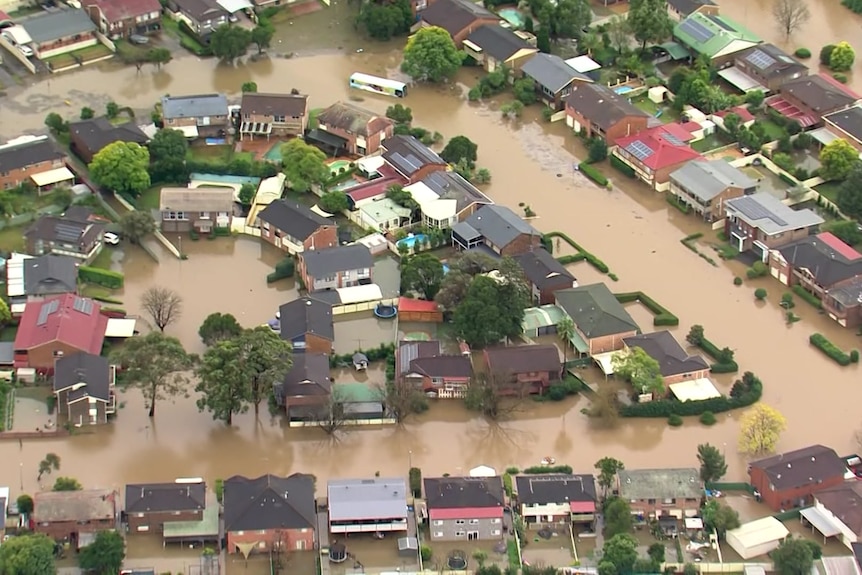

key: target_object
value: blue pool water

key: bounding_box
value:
[443,264,450,274]
[498,7,525,28]
[614,86,634,95]
[397,234,428,249]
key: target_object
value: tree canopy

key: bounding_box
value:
[602,534,639,574]
[738,403,787,455]
[119,210,155,245]
[611,347,664,396]
[210,24,252,62]
[250,23,274,54]
[53,476,82,491]
[595,457,625,497]
[234,326,293,415]
[196,338,253,425]
[772,0,810,38]
[401,26,463,83]
[837,161,862,219]
[771,537,815,575]
[78,530,125,575]
[702,499,740,536]
[282,139,329,192]
[604,497,633,538]
[697,443,728,484]
[0,534,56,575]
[441,136,478,169]
[830,41,856,72]
[319,190,349,213]
[359,0,412,40]
[549,0,592,38]
[198,312,243,347]
[819,139,859,180]
[627,0,673,50]
[148,128,188,163]
[401,253,445,300]
[89,141,150,197]
[452,265,528,347]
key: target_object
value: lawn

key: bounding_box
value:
[815,181,842,204]
[89,247,115,270]
[44,53,77,70]
[758,119,787,141]
[187,145,254,167]
[138,184,174,210]
[631,96,679,123]
[0,224,26,253]
[71,44,113,62]
[162,17,207,55]
[691,131,735,153]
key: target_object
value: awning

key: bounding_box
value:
[31,166,74,187]
[216,0,252,12]
[240,121,272,135]
[800,506,842,538]
[670,378,721,402]
[105,318,137,338]
[569,501,596,513]
[685,518,704,529]
[306,128,347,149]
[176,125,199,138]
[593,351,618,375]
[717,67,767,94]
[463,39,482,52]
[659,41,690,61]
[356,155,385,174]
[809,127,841,147]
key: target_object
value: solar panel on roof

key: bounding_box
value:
[72,296,93,315]
[707,14,734,31]
[54,223,83,243]
[661,133,685,146]
[746,49,776,70]
[735,197,788,226]
[679,18,715,44]
[36,299,60,326]
[625,140,654,161]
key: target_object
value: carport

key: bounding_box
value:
[669,378,721,402]
[31,166,75,190]
[718,67,768,94]
[809,127,841,148]
[800,507,842,543]
[592,351,617,376]
[215,0,252,12]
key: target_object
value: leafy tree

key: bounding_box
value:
[738,403,787,455]
[598,562,617,575]
[239,182,256,207]
[110,331,194,417]
[282,139,329,193]
[746,90,765,107]
[595,457,624,497]
[464,371,525,420]
[359,0,412,40]
[556,317,575,363]
[453,271,527,348]
[647,543,665,564]
[701,499,740,536]
[820,138,859,180]
[772,0,810,38]
[45,112,68,134]
[837,162,862,219]
[441,135,478,169]
[241,81,258,93]
[823,220,862,245]
[78,530,125,575]
[633,558,660,574]
[233,326,293,415]
[89,141,150,197]
[607,14,630,53]
[771,537,815,575]
[0,299,11,327]
[830,41,855,72]
[401,253,445,299]
[146,47,172,69]
[37,453,60,481]
[686,324,704,346]
[602,534,638,574]
[386,103,413,124]
[401,26,462,82]
[604,497,633,538]
[80,107,95,120]
[435,270,472,311]
[611,347,664,396]
[119,210,155,245]
[106,101,120,119]
[53,476,82,491]
[551,0,591,38]
[474,168,492,184]
[319,190,349,213]
[820,44,837,66]
[210,24,251,62]
[196,338,253,425]
[697,443,727,483]
[198,312,242,346]
[386,184,418,210]
[141,286,182,332]
[251,23,274,54]
[536,28,551,53]
[0,534,57,575]
[588,138,608,163]
[627,0,673,51]
[512,78,536,105]
[149,128,188,163]
[16,494,33,515]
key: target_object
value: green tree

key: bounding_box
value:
[837,162,862,219]
[359,0,412,40]
[771,537,815,575]
[604,497,633,538]
[80,107,95,120]
[594,457,625,497]
[602,534,638,574]
[319,190,349,213]
[512,78,536,105]
[146,47,172,69]
[701,499,740,536]
[238,183,256,207]
[37,453,60,481]
[78,530,125,575]
[551,0,591,38]
[830,41,855,72]
[598,562,618,575]
[148,128,188,163]
[745,90,765,108]
[282,139,329,192]
[110,331,194,417]
[251,23,274,54]
[536,28,551,53]
[611,347,664,396]
[233,326,293,415]
[686,324,704,346]
[401,26,462,82]
[607,14,630,53]
[0,299,11,327]
[401,253,445,300]
[824,219,862,245]
[386,103,413,124]
[198,312,242,347]
[820,138,859,180]
[119,210,155,245]
[627,0,673,51]
[196,338,253,425]
[647,543,665,564]
[556,316,575,364]
[15,494,33,515]
[697,443,727,483]
[53,476,82,491]
[210,24,252,63]
[738,403,787,455]
[441,135,478,169]
[106,101,120,119]
[89,141,150,197]
[0,534,56,575]
[241,81,258,93]
[44,112,68,134]
[453,271,528,348]
[588,138,608,163]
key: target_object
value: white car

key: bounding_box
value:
[103,232,120,245]
[17,44,33,57]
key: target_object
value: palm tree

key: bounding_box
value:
[556,317,575,365]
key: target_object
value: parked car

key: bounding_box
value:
[103,232,120,245]
[17,44,33,57]
[228,13,238,22]
[129,34,149,45]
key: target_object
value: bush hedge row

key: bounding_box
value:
[610,155,636,178]
[809,333,853,366]
[79,266,124,289]
[266,257,295,284]
[621,372,762,417]
[615,291,679,326]
[792,285,821,309]
[698,337,739,373]
[329,342,396,368]
[579,162,608,186]
[557,253,586,265]
[545,232,610,274]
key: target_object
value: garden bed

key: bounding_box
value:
[809,333,856,366]
[621,372,762,417]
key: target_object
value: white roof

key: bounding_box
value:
[669,378,721,402]
[105,318,137,338]
[10,303,26,315]
[354,233,387,250]
[421,198,457,221]
[335,284,383,305]
[684,518,703,529]
[216,0,251,12]
[565,55,601,73]
[810,126,841,147]
[31,166,74,187]
[717,67,767,93]
[727,517,789,549]
[593,351,618,375]
[403,181,440,206]
[469,465,497,477]
[176,125,199,138]
[800,506,842,538]
[6,253,33,298]
[357,155,386,173]
[3,25,32,45]
[822,556,862,575]
[311,205,334,217]
[255,174,285,204]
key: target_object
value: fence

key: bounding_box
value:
[705,482,755,493]
[773,507,802,521]
[332,297,397,316]
[664,562,772,574]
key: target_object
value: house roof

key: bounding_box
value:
[24,214,103,247]
[224,473,316,532]
[516,248,576,290]
[618,468,701,500]
[398,297,440,314]
[84,0,160,23]
[275,353,331,402]
[736,44,807,81]
[159,187,234,212]
[623,331,709,377]
[241,92,308,118]
[172,0,224,22]
[825,105,862,142]
[673,12,760,59]
[780,74,860,114]
[316,101,392,137]
[669,159,758,203]
[826,275,862,308]
[667,0,715,16]
[278,297,334,342]
[258,200,332,242]
[419,0,497,38]
[815,482,862,535]
[724,192,823,236]
[161,93,228,120]
[454,204,541,250]
[515,474,596,505]
[484,344,560,375]
[301,244,372,278]
[14,294,107,354]
[397,340,442,376]
[21,9,95,44]
[33,489,116,523]
[419,170,492,214]
[714,105,756,123]
[53,352,111,402]
[69,117,148,157]
[466,24,535,62]
[410,355,473,379]
[327,478,408,522]
[521,53,591,93]
[777,232,862,288]
[749,445,846,490]
[424,476,505,510]
[382,135,446,179]
[0,136,65,174]
[565,83,649,132]
[125,481,207,514]
[555,283,639,339]
[616,125,703,171]
[23,254,78,297]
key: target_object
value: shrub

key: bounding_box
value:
[794,47,811,59]
[668,414,683,426]
[266,257,295,283]
[579,162,607,186]
[557,253,586,265]
[746,261,768,279]
[733,277,743,286]
[754,288,767,300]
[610,155,636,177]
[214,479,224,503]
[700,411,717,425]
[778,172,797,186]
[697,337,739,373]
[820,44,837,66]
[409,467,422,498]
[615,292,679,326]
[667,194,691,214]
[78,266,124,289]
[852,350,860,363]
[420,544,432,561]
[833,73,848,84]
[792,285,821,308]
[545,232,610,274]
[524,464,573,474]
[809,333,851,366]
[781,292,795,309]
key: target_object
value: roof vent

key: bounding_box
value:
[787,463,792,468]
[777,473,782,479]
[811,457,816,462]
[306,300,312,306]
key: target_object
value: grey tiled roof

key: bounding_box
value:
[618,468,701,500]
[725,192,823,235]
[161,93,228,119]
[301,244,372,277]
[670,159,758,202]
[456,204,541,250]
[522,53,590,93]
[22,9,96,44]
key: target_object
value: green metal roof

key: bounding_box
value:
[334,382,382,403]
[555,284,639,339]
[522,304,566,332]
[673,13,760,58]
[163,496,219,540]
[659,41,690,61]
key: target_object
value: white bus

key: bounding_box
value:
[349,73,407,98]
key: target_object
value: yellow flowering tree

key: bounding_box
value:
[738,404,787,455]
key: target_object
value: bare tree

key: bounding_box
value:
[586,386,620,428]
[464,371,526,421]
[377,380,428,424]
[141,286,183,332]
[772,0,810,38]
[314,386,351,437]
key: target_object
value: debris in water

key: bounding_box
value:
[356,48,364,53]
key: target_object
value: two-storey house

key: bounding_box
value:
[618,468,702,520]
[312,101,394,156]
[414,0,499,47]
[823,105,862,154]
[521,53,593,111]
[464,25,537,73]
[159,187,234,234]
[824,276,862,329]
[257,199,337,254]
[168,0,226,37]
[53,352,116,426]
[515,248,577,305]
[69,117,149,163]
[612,124,703,192]
[240,92,309,140]
[727,44,807,93]
[125,480,207,533]
[161,93,229,139]
[515,474,597,528]
[452,204,542,257]
[766,73,860,129]
[748,444,846,512]
[555,283,640,356]
[565,83,650,145]
[396,340,473,399]
[273,352,332,422]
[483,344,561,395]
[381,135,448,184]
[25,213,105,263]
[84,0,161,38]
[404,170,492,230]
[811,482,862,549]
[724,192,823,260]
[33,489,117,542]
[768,232,862,299]
[668,159,758,221]
[297,244,373,292]
[6,253,79,309]
[277,298,334,354]
[0,135,69,191]
[424,476,505,541]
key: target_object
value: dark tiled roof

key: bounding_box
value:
[522,53,591,94]
[125,481,206,514]
[419,0,497,38]
[0,137,65,174]
[24,214,103,247]
[736,44,807,81]
[278,297,334,342]
[485,344,560,374]
[622,331,709,377]
[565,83,649,131]
[382,135,446,178]
[825,105,862,142]
[516,248,575,290]
[241,92,308,118]
[815,482,862,535]
[424,476,505,509]
[515,474,596,505]
[223,474,316,532]
[749,445,846,490]
[555,283,639,338]
[69,117,148,157]
[410,355,473,378]
[23,254,78,297]
[397,340,442,376]
[454,204,541,250]
[274,353,331,403]
[258,200,332,242]
[780,74,859,114]
[316,101,392,137]
[419,171,491,214]
[161,93,228,119]
[301,244,372,278]
[778,233,862,288]
[667,0,715,15]
[466,25,534,62]
[53,352,111,402]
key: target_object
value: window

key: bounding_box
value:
[662,498,675,505]
[431,377,443,385]
[274,115,286,122]
[455,519,466,525]
[492,529,501,536]
[433,532,443,538]
[433,520,443,526]
[491,518,501,524]
[469,519,480,525]
[301,528,308,533]
[199,211,210,219]
[135,513,145,518]
[455,530,466,537]
[648,499,656,504]
[173,511,182,515]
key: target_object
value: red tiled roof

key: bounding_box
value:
[662,122,697,141]
[347,177,401,203]
[84,0,160,22]
[615,125,703,171]
[398,297,439,313]
[817,232,862,261]
[429,507,504,520]
[677,121,702,134]
[570,501,596,513]
[723,106,755,123]
[14,294,107,357]
[0,10,12,22]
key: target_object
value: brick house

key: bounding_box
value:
[161,94,229,138]
[53,352,116,426]
[297,244,373,292]
[621,331,710,387]
[240,92,309,140]
[277,298,334,354]
[768,232,862,298]
[521,53,593,111]
[33,489,117,543]
[0,135,69,191]
[69,117,149,164]
[257,200,337,254]
[812,482,862,549]
[167,0,226,37]
[25,212,105,262]
[666,0,717,20]
[824,276,862,329]
[668,159,758,222]
[612,125,703,192]
[6,253,79,308]
[83,0,161,38]
[724,192,823,260]
[159,187,234,234]
[515,474,597,527]
[21,9,100,60]
[415,0,500,47]
[565,83,650,145]
[464,25,537,73]
[766,74,860,129]
[452,204,542,257]
[313,101,394,156]
[396,340,473,399]
[730,44,807,93]
[424,476,505,541]
[555,283,640,356]
[125,480,206,533]
[618,468,702,520]
[483,344,562,395]
[224,474,317,553]
[672,12,759,67]
[516,248,577,305]
[382,135,448,184]
[824,105,862,154]
[748,445,846,511]
[273,352,332,422]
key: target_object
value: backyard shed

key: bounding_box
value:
[726,517,789,559]
[398,297,442,323]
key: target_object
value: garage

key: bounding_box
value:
[726,517,789,559]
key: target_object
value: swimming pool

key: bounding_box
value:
[264,143,284,162]
[396,234,428,250]
[498,7,525,28]
[328,159,352,175]
[614,86,634,95]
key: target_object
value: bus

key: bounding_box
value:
[349,73,407,98]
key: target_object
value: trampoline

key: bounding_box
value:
[329,542,347,563]
[447,550,467,570]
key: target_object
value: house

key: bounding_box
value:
[666,0,718,20]
[824,106,862,153]
[612,124,703,191]
[355,198,412,232]
[33,489,117,542]
[617,468,702,520]
[554,284,640,355]
[464,24,537,73]
[396,340,472,398]
[53,352,116,426]
[13,294,107,370]
[564,83,651,145]
[452,204,543,257]
[409,170,492,229]
[6,254,79,306]
[257,200,337,254]
[240,92,309,140]
[273,353,332,419]
[125,480,207,533]
[483,344,561,395]
[382,135,448,183]
[224,474,316,553]
[167,0,226,36]
[766,74,860,129]
[159,187,234,233]
[721,44,807,94]
[83,0,161,38]
[824,276,862,329]
[397,297,443,323]
[514,474,597,527]
[0,135,69,191]
[69,117,149,163]
[724,192,824,259]
[672,12,761,66]
[161,94,229,138]
[25,212,104,262]
[668,159,758,221]
[811,482,862,549]
[327,478,409,534]
[21,9,99,60]
[621,331,710,386]
[768,232,862,299]
[312,101,394,156]
[277,297,334,354]
[297,244,373,292]
[415,0,499,47]
[521,53,592,111]
[748,444,846,511]
[424,476,505,541]
[516,248,577,305]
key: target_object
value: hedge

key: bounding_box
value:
[610,155,636,178]
[409,467,422,498]
[524,464,572,474]
[545,231,610,274]
[79,266,124,289]
[698,337,739,373]
[579,162,608,186]
[557,253,586,265]
[614,292,679,326]
[809,333,851,366]
[778,172,797,186]
[329,342,396,368]
[621,371,762,417]
[792,285,821,309]
[266,257,295,283]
